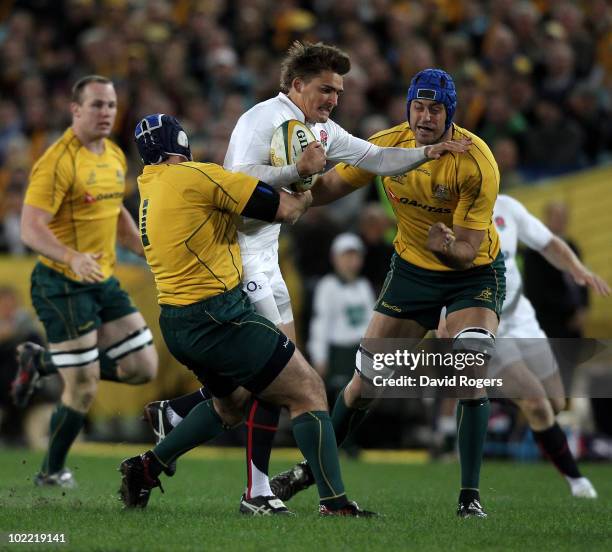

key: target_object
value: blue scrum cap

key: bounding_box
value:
[406,68,457,132]
[135,113,192,165]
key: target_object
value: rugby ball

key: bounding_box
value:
[270,119,320,192]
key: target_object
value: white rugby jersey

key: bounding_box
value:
[307,274,375,365]
[493,194,553,312]
[224,92,425,253]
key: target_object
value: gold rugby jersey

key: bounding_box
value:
[24,127,126,280]
[335,122,500,271]
[137,162,259,305]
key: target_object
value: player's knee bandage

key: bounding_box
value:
[452,327,495,358]
[50,346,99,368]
[355,345,395,382]
[104,327,154,361]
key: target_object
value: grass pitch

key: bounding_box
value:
[1,444,610,551]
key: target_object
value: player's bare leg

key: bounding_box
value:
[502,360,597,499]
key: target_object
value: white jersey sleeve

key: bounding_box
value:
[495,194,554,315]
[232,163,300,188]
[224,98,300,188]
[507,195,553,251]
[324,119,428,174]
[224,94,307,253]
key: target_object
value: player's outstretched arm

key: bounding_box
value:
[540,236,610,296]
[21,204,104,282]
[424,138,472,159]
[426,222,484,270]
[357,138,471,176]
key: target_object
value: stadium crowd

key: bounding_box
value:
[2,1,611,209]
[1,0,611,453]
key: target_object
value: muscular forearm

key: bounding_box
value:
[233,163,300,189]
[357,144,428,176]
[118,206,144,256]
[434,239,477,270]
[310,175,355,206]
[540,236,581,275]
[275,191,311,224]
[22,221,76,264]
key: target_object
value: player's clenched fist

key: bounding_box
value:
[426,222,455,253]
[296,142,326,177]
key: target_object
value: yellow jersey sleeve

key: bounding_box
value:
[453,141,500,231]
[24,137,76,215]
[333,162,375,188]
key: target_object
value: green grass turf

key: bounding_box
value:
[1,447,611,552]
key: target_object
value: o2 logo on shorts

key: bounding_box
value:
[246,281,262,293]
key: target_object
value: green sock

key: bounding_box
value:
[292,411,348,508]
[153,400,226,466]
[456,398,490,491]
[99,351,120,382]
[41,404,85,474]
[331,388,369,447]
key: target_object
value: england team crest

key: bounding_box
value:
[319,129,328,147]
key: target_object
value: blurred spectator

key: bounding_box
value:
[358,202,395,295]
[523,201,589,387]
[523,99,585,177]
[539,40,577,104]
[0,182,26,255]
[567,84,611,164]
[477,93,529,149]
[307,233,374,455]
[494,138,526,190]
[0,0,608,189]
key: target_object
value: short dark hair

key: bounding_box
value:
[279,41,351,93]
[71,75,113,103]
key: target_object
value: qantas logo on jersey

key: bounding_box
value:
[319,129,328,147]
[83,191,124,204]
[386,187,451,213]
[495,216,506,230]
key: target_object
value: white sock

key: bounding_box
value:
[166,405,183,427]
[248,462,273,498]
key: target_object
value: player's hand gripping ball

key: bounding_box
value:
[270,119,320,193]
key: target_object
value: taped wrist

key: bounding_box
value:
[241,181,280,222]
